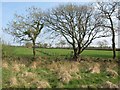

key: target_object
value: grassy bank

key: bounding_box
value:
[2,46,120,88]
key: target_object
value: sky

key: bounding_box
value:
[0,0,120,47]
[1,2,67,45]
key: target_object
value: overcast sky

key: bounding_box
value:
[0,0,120,47]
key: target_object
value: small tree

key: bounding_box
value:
[97,2,118,59]
[4,7,44,58]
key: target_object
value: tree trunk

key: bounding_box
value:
[109,17,116,59]
[77,43,81,56]
[112,32,116,59]
[32,40,36,59]
[73,48,78,61]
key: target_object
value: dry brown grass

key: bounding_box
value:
[48,61,58,71]
[12,64,20,72]
[30,61,41,69]
[18,71,39,87]
[21,71,36,78]
[3,56,119,88]
[18,64,26,68]
[106,68,118,77]
[89,63,100,74]
[47,61,80,84]
[100,81,119,88]
[9,77,18,86]
[58,71,72,84]
[37,80,51,88]
[2,62,8,69]
[18,78,27,86]
[69,62,80,74]
[48,61,80,74]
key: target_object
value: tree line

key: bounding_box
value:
[3,2,119,60]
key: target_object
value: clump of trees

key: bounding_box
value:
[3,2,119,60]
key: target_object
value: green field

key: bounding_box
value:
[3,46,118,59]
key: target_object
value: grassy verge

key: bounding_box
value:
[2,46,120,88]
[2,57,119,88]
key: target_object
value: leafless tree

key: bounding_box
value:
[45,4,109,60]
[3,7,44,58]
[97,2,118,59]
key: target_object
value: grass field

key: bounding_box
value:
[3,46,118,59]
[2,45,120,88]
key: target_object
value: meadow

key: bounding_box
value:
[3,46,119,59]
[2,46,120,88]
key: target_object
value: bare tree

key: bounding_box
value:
[45,4,109,60]
[4,7,44,58]
[97,2,118,59]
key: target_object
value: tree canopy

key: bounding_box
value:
[44,4,110,60]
